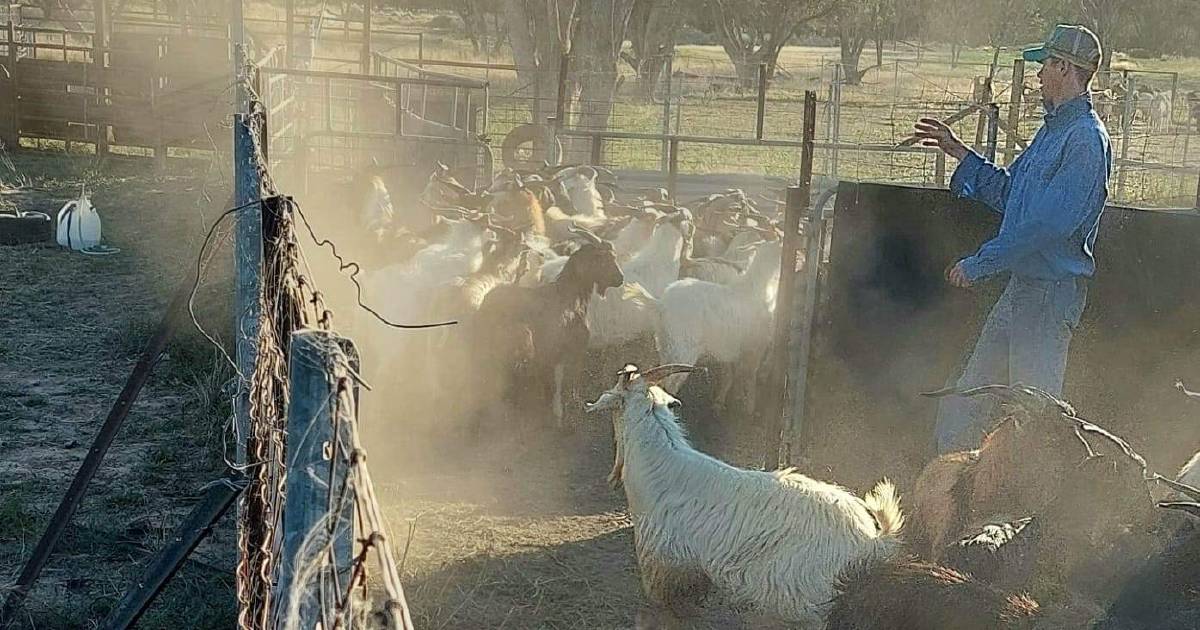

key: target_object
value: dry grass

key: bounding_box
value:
[0,149,236,629]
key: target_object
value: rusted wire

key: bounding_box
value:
[232,71,417,629]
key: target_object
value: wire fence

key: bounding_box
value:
[463,48,1199,209]
[233,72,416,629]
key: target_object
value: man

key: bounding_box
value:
[914,24,1113,454]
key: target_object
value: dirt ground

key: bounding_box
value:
[359,396,769,630]
[0,149,236,628]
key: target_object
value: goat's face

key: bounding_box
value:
[585,364,694,415]
[487,189,541,227]
[565,242,624,294]
[421,164,474,208]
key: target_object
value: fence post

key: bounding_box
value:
[1005,59,1024,165]
[285,0,294,68]
[545,115,559,166]
[93,1,108,153]
[274,330,357,627]
[755,63,768,140]
[361,0,372,74]
[831,64,842,178]
[1194,168,1199,210]
[4,21,17,150]
[935,151,946,186]
[590,134,603,165]
[667,137,679,199]
[1170,72,1179,131]
[763,90,818,469]
[555,51,569,131]
[985,103,999,163]
[1119,71,1134,199]
[660,53,672,172]
[233,113,262,480]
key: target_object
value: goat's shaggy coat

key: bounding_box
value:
[591,369,903,626]
[472,241,623,428]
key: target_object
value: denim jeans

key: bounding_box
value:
[934,275,1088,454]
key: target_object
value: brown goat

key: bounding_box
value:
[467,229,623,434]
[825,556,1088,630]
[487,187,547,238]
[909,385,1159,609]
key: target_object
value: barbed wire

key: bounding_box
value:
[226,59,420,628]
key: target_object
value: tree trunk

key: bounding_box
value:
[500,0,572,128]
[567,0,635,159]
[627,0,679,101]
[721,42,784,91]
[839,34,867,85]
[456,1,490,55]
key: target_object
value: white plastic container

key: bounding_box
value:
[56,189,102,251]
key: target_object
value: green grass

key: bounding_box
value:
[0,482,42,540]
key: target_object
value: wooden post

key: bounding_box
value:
[285,0,294,69]
[755,63,768,140]
[554,52,569,131]
[831,64,842,178]
[660,53,672,172]
[1170,72,1179,131]
[273,330,356,626]
[100,475,247,630]
[233,113,262,479]
[985,103,999,162]
[361,0,371,74]
[1194,168,1200,210]
[763,91,817,469]
[667,137,679,199]
[95,0,108,50]
[1119,71,1134,198]
[4,20,18,150]
[417,32,424,67]
[394,82,404,136]
[324,77,333,131]
[545,114,558,165]
[973,78,992,152]
[935,151,946,186]
[590,134,603,165]
[1005,59,1024,165]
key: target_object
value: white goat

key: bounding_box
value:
[365,216,489,323]
[610,208,660,262]
[585,363,904,628]
[656,238,785,411]
[360,175,395,240]
[620,213,689,298]
[554,166,605,217]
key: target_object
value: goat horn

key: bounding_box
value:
[1152,474,1200,502]
[567,224,605,246]
[922,383,1068,417]
[641,364,704,384]
[1158,501,1200,518]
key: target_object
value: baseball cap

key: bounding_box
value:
[1023,24,1102,72]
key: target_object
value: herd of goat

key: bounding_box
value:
[348,162,1200,629]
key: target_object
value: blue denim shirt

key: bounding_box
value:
[950,94,1112,282]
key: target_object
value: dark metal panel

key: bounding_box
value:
[805,181,1200,489]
